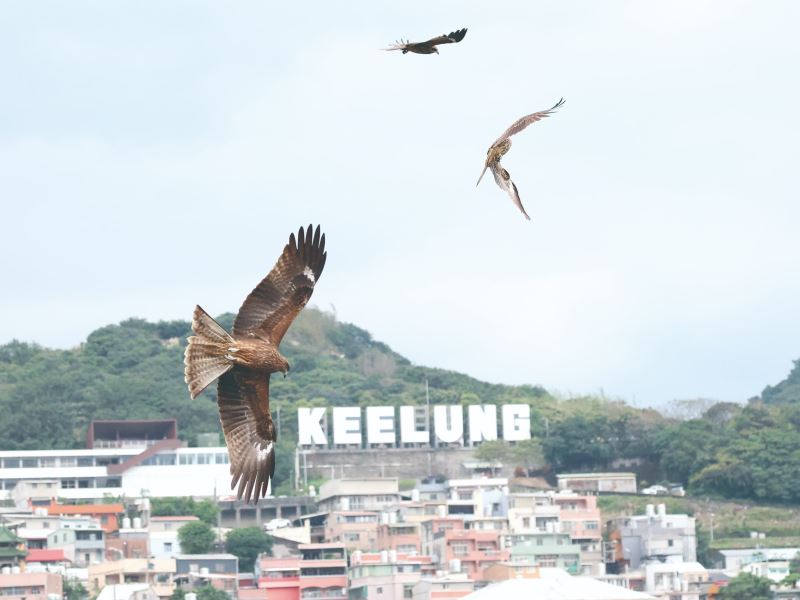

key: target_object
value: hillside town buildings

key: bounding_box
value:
[1,420,799,600]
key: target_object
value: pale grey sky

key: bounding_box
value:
[1,1,798,406]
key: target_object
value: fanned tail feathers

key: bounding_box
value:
[184,305,234,399]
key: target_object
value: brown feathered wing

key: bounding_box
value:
[217,370,275,503]
[491,98,565,146]
[492,164,531,220]
[422,28,468,47]
[233,224,327,344]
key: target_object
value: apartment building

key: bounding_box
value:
[0,572,63,600]
[256,543,348,600]
[557,473,638,494]
[431,528,508,580]
[88,557,176,598]
[606,504,697,571]
[324,511,380,551]
[175,554,239,596]
[317,479,402,513]
[148,516,199,558]
[376,519,422,555]
[508,533,582,574]
[348,550,434,600]
[0,420,233,501]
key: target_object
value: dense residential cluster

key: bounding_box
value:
[1,421,799,600]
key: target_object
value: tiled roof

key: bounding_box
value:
[48,502,124,514]
[26,548,68,563]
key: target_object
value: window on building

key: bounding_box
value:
[41,458,57,467]
[403,584,414,599]
[522,517,530,528]
[163,542,173,552]
[376,587,383,595]
[61,480,76,488]
[452,544,469,556]
[215,453,229,464]
[586,521,599,530]
[78,457,94,467]
[3,458,20,468]
[668,539,674,547]
[344,533,360,542]
[78,480,90,488]
[22,458,38,468]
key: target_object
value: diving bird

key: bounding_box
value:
[477,98,565,220]
[184,225,327,503]
[384,28,467,54]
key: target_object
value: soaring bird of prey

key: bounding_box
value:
[476,98,565,220]
[384,28,467,54]
[184,225,327,503]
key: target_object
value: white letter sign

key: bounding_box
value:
[434,405,463,444]
[298,407,327,445]
[468,404,498,444]
[333,407,362,445]
[502,404,531,441]
[366,406,396,444]
[400,406,429,443]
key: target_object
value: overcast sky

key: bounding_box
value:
[1,1,798,407]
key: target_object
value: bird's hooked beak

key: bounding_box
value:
[283,366,290,379]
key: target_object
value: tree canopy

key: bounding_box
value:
[718,572,772,600]
[178,521,216,554]
[225,527,273,572]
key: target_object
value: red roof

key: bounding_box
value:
[26,549,68,563]
[48,501,124,515]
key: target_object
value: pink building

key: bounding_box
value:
[420,517,466,559]
[552,492,603,575]
[256,543,347,600]
[349,551,434,600]
[376,521,421,554]
[431,528,508,581]
[0,572,63,600]
[257,556,300,600]
[324,511,380,551]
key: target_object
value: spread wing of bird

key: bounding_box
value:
[217,370,275,503]
[384,28,467,52]
[233,224,327,345]
[492,164,531,221]
[492,98,565,147]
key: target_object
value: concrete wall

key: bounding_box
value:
[300,447,479,481]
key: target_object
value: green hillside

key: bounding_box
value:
[1,309,799,504]
[0,308,549,451]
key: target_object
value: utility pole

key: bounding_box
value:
[710,513,714,543]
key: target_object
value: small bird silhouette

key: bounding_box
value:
[477,98,565,220]
[384,28,467,54]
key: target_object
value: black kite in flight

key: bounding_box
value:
[477,98,565,220]
[184,225,327,503]
[384,28,467,54]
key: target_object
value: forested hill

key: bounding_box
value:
[1,309,800,504]
[0,307,549,450]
